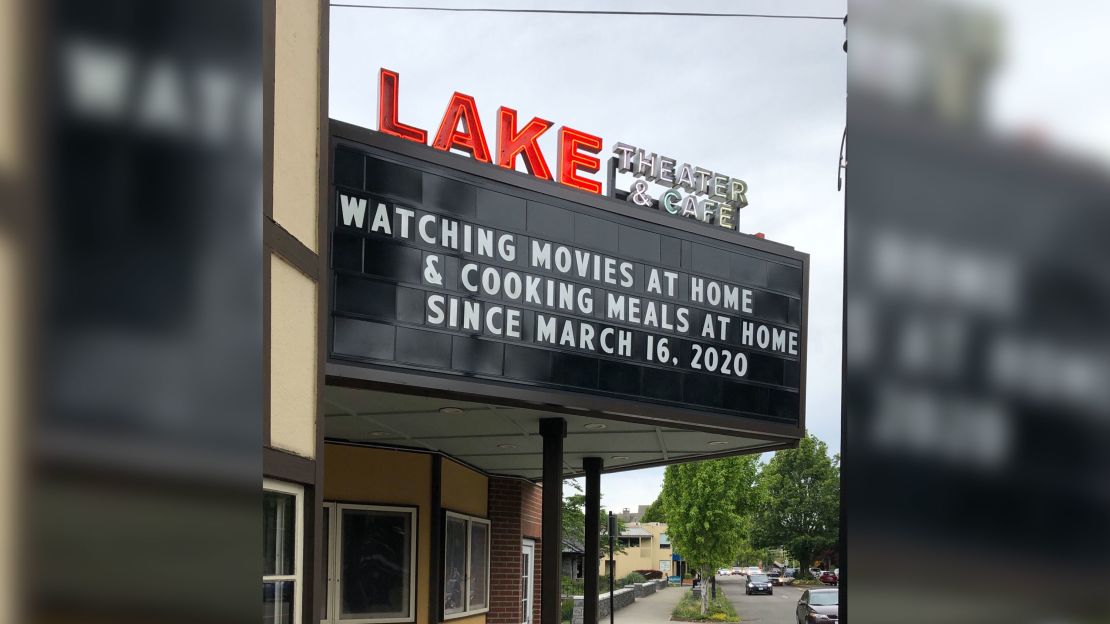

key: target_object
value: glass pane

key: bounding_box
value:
[264,491,296,577]
[443,516,467,614]
[321,506,330,621]
[263,580,295,624]
[468,522,489,610]
[340,508,411,620]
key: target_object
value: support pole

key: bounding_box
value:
[608,512,616,624]
[539,418,567,624]
[582,457,603,624]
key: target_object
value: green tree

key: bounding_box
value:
[750,434,839,579]
[639,496,666,523]
[562,480,625,561]
[660,456,759,613]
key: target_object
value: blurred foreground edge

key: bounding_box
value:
[2,1,263,623]
[845,2,1110,622]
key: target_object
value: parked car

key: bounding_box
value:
[796,588,839,623]
[767,570,783,586]
[717,568,731,576]
[746,573,773,596]
[808,567,822,578]
[731,567,744,576]
[819,571,839,586]
[784,567,797,578]
[745,566,763,576]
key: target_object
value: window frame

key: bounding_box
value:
[442,510,491,620]
[264,478,304,624]
[521,539,535,624]
[323,502,419,624]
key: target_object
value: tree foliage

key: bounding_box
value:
[750,435,840,577]
[562,480,625,559]
[639,496,666,523]
[659,456,760,575]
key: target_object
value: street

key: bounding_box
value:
[714,574,823,624]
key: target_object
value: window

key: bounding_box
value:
[322,503,417,624]
[443,511,490,619]
[521,539,535,624]
[265,479,303,624]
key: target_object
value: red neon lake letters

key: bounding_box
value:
[377,68,603,195]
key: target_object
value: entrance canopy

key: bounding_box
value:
[324,385,786,479]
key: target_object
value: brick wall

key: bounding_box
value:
[487,478,544,624]
[522,483,543,624]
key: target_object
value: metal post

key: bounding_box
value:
[583,458,603,624]
[608,512,616,624]
[539,418,566,624]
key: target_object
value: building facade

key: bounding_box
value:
[602,523,674,579]
[261,4,809,624]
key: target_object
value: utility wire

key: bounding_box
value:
[329,4,843,20]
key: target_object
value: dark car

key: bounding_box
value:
[768,570,783,586]
[819,571,839,586]
[796,588,839,623]
[746,573,773,596]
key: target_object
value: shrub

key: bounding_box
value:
[671,591,740,622]
[561,577,584,598]
[560,598,574,623]
[561,575,615,597]
[620,572,648,586]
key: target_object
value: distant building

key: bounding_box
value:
[598,521,674,578]
[614,505,651,523]
[562,536,586,580]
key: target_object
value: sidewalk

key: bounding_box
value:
[611,584,686,624]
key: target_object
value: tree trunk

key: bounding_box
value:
[700,567,708,615]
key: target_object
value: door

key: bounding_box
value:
[521,539,535,624]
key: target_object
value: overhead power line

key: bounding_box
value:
[329,4,844,21]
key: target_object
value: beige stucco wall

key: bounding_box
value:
[441,459,488,518]
[272,0,321,252]
[602,522,674,578]
[268,254,317,458]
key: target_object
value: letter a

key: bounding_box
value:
[433,92,491,163]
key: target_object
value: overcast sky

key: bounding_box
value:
[329,0,847,512]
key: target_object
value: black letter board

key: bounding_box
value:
[327,122,808,439]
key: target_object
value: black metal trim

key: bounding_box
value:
[325,366,803,442]
[430,455,443,624]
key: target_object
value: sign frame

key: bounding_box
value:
[325,119,809,444]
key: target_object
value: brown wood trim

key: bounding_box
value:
[263,240,271,447]
[265,217,320,281]
[262,0,275,219]
[264,446,317,484]
[311,4,331,624]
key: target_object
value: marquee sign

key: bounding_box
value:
[327,121,807,434]
[375,68,751,234]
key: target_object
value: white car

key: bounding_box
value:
[717,568,731,576]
